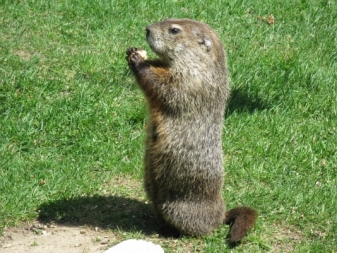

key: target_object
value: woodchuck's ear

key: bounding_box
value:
[198,35,213,52]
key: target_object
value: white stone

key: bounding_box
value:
[103,239,164,253]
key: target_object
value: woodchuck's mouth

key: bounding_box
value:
[146,35,161,56]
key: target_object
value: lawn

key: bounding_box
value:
[1,0,336,252]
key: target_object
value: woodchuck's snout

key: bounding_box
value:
[145,27,151,38]
[126,18,257,243]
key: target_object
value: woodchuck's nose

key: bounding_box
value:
[146,27,151,38]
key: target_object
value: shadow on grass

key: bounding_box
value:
[226,87,270,116]
[37,196,241,246]
[38,195,157,236]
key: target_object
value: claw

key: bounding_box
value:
[126,47,138,56]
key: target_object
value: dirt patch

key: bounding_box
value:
[15,50,32,61]
[269,224,304,252]
[0,222,115,253]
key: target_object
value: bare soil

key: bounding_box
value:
[0,222,115,253]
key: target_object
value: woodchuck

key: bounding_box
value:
[126,18,257,243]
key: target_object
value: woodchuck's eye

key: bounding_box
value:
[169,27,181,35]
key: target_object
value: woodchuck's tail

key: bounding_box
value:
[224,206,258,243]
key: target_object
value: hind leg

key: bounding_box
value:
[158,199,225,236]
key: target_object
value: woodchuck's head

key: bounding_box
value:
[146,19,225,67]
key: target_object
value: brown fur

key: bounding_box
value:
[126,18,257,242]
[224,207,258,243]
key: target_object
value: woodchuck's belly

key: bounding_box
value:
[145,145,224,200]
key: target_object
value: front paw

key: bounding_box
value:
[126,47,138,58]
[126,47,147,64]
[128,51,145,67]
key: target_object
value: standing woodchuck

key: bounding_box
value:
[126,18,257,243]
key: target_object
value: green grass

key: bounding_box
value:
[1,0,336,252]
